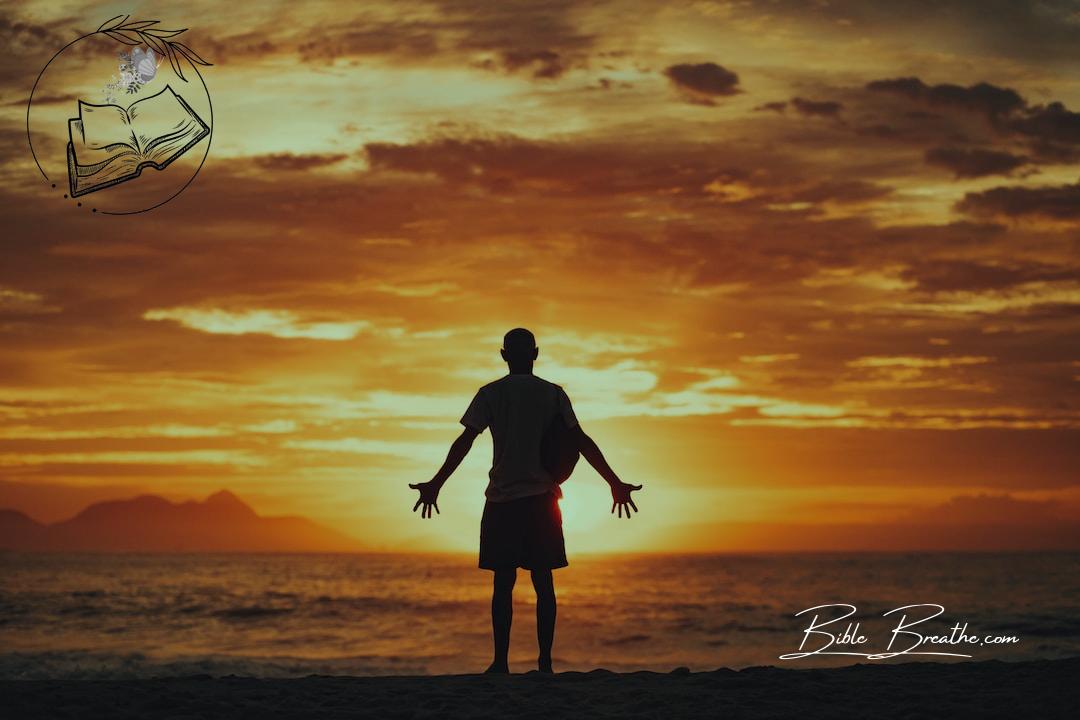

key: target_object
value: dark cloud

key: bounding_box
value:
[755,97,842,118]
[295,27,437,62]
[924,146,1028,178]
[251,153,348,171]
[704,0,1080,67]
[1025,139,1080,165]
[474,49,571,79]
[663,62,740,105]
[670,214,877,288]
[364,135,715,197]
[754,101,787,113]
[866,77,1025,119]
[863,75,1080,174]
[159,1,596,80]
[366,136,598,192]
[874,221,1007,247]
[791,97,842,117]
[361,134,894,213]
[195,32,280,65]
[447,0,594,69]
[0,10,78,85]
[864,75,1080,158]
[900,260,1074,293]
[957,180,1080,220]
[1008,102,1080,147]
[788,179,891,204]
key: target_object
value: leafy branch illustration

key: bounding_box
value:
[97,15,212,82]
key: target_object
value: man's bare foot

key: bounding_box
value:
[538,657,553,674]
[485,661,509,674]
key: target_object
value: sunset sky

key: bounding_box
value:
[2,0,1078,552]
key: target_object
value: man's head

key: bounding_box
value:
[501,327,538,366]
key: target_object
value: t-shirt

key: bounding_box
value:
[460,374,579,503]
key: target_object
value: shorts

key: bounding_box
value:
[479,490,568,571]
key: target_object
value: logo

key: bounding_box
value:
[26,15,214,215]
[779,604,1020,661]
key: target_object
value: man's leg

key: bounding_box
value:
[531,568,556,673]
[486,568,516,674]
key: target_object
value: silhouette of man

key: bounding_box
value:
[410,328,642,674]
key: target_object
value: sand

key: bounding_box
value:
[2,657,1076,719]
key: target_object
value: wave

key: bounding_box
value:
[213,606,295,621]
[0,650,433,680]
[0,592,483,626]
[3,552,1077,676]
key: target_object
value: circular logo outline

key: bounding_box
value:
[25,15,214,216]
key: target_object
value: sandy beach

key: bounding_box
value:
[3,656,1076,719]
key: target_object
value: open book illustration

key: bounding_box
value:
[66,85,209,198]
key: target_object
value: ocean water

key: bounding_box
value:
[1,551,1077,679]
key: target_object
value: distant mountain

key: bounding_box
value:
[0,490,365,552]
[0,509,45,549]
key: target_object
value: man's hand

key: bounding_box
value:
[610,481,642,519]
[409,481,441,519]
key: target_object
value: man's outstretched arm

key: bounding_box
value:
[575,426,643,518]
[409,426,480,518]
